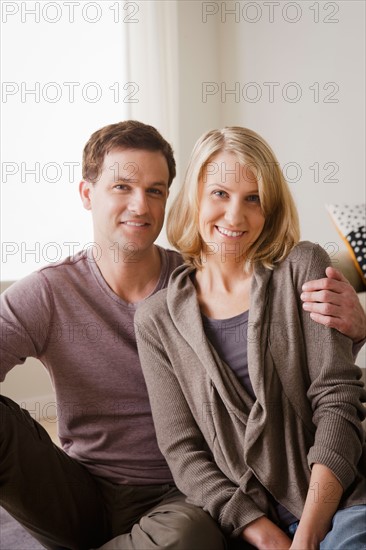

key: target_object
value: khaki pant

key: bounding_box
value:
[0,396,226,550]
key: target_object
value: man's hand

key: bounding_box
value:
[301,266,366,344]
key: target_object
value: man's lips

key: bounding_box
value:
[216,225,245,237]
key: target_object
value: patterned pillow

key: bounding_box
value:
[326,203,366,283]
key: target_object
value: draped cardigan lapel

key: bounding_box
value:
[166,262,274,437]
[165,261,311,516]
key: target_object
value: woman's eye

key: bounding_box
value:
[247,195,260,203]
[213,190,228,198]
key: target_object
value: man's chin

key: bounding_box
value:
[109,238,157,263]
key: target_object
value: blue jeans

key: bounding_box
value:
[287,505,366,549]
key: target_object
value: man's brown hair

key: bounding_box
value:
[82,120,176,186]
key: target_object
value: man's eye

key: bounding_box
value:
[148,188,163,195]
[114,184,128,190]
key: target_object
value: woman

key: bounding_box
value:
[134,127,366,549]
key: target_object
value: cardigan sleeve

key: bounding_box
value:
[352,337,366,359]
[296,244,366,490]
[135,310,265,536]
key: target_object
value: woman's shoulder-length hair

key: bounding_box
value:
[167,126,300,270]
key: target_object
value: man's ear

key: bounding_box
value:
[79,180,92,210]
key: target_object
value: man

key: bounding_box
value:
[0,121,364,550]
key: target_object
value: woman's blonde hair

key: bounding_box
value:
[167,127,300,269]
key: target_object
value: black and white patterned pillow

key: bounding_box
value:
[327,203,366,283]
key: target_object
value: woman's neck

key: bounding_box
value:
[197,256,251,291]
[194,259,253,319]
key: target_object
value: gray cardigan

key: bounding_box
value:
[135,242,366,536]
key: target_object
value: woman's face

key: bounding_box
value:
[198,151,265,263]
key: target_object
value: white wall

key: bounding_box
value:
[211,0,365,251]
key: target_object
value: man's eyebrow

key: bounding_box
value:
[114,177,136,183]
[114,177,167,187]
[148,181,168,187]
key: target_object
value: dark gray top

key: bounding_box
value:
[202,310,298,527]
[202,310,255,399]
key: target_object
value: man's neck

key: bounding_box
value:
[95,244,162,303]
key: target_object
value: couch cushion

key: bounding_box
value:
[327,203,366,285]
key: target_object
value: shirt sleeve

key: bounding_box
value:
[0,272,53,381]
[135,310,265,536]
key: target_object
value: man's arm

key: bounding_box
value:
[301,266,366,344]
[0,273,51,382]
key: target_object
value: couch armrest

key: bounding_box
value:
[333,250,366,294]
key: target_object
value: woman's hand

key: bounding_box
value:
[241,516,292,549]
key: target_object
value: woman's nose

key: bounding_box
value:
[224,200,244,225]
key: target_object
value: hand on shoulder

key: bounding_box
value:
[301,266,366,343]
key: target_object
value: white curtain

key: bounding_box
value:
[125,0,180,158]
[124,0,180,249]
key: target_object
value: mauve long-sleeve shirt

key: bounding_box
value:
[0,247,182,484]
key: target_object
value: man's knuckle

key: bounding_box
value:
[323,304,333,315]
[322,279,332,290]
[319,291,332,305]
[321,316,332,327]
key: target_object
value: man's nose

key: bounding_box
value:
[128,190,148,215]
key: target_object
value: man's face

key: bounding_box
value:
[80,148,169,259]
